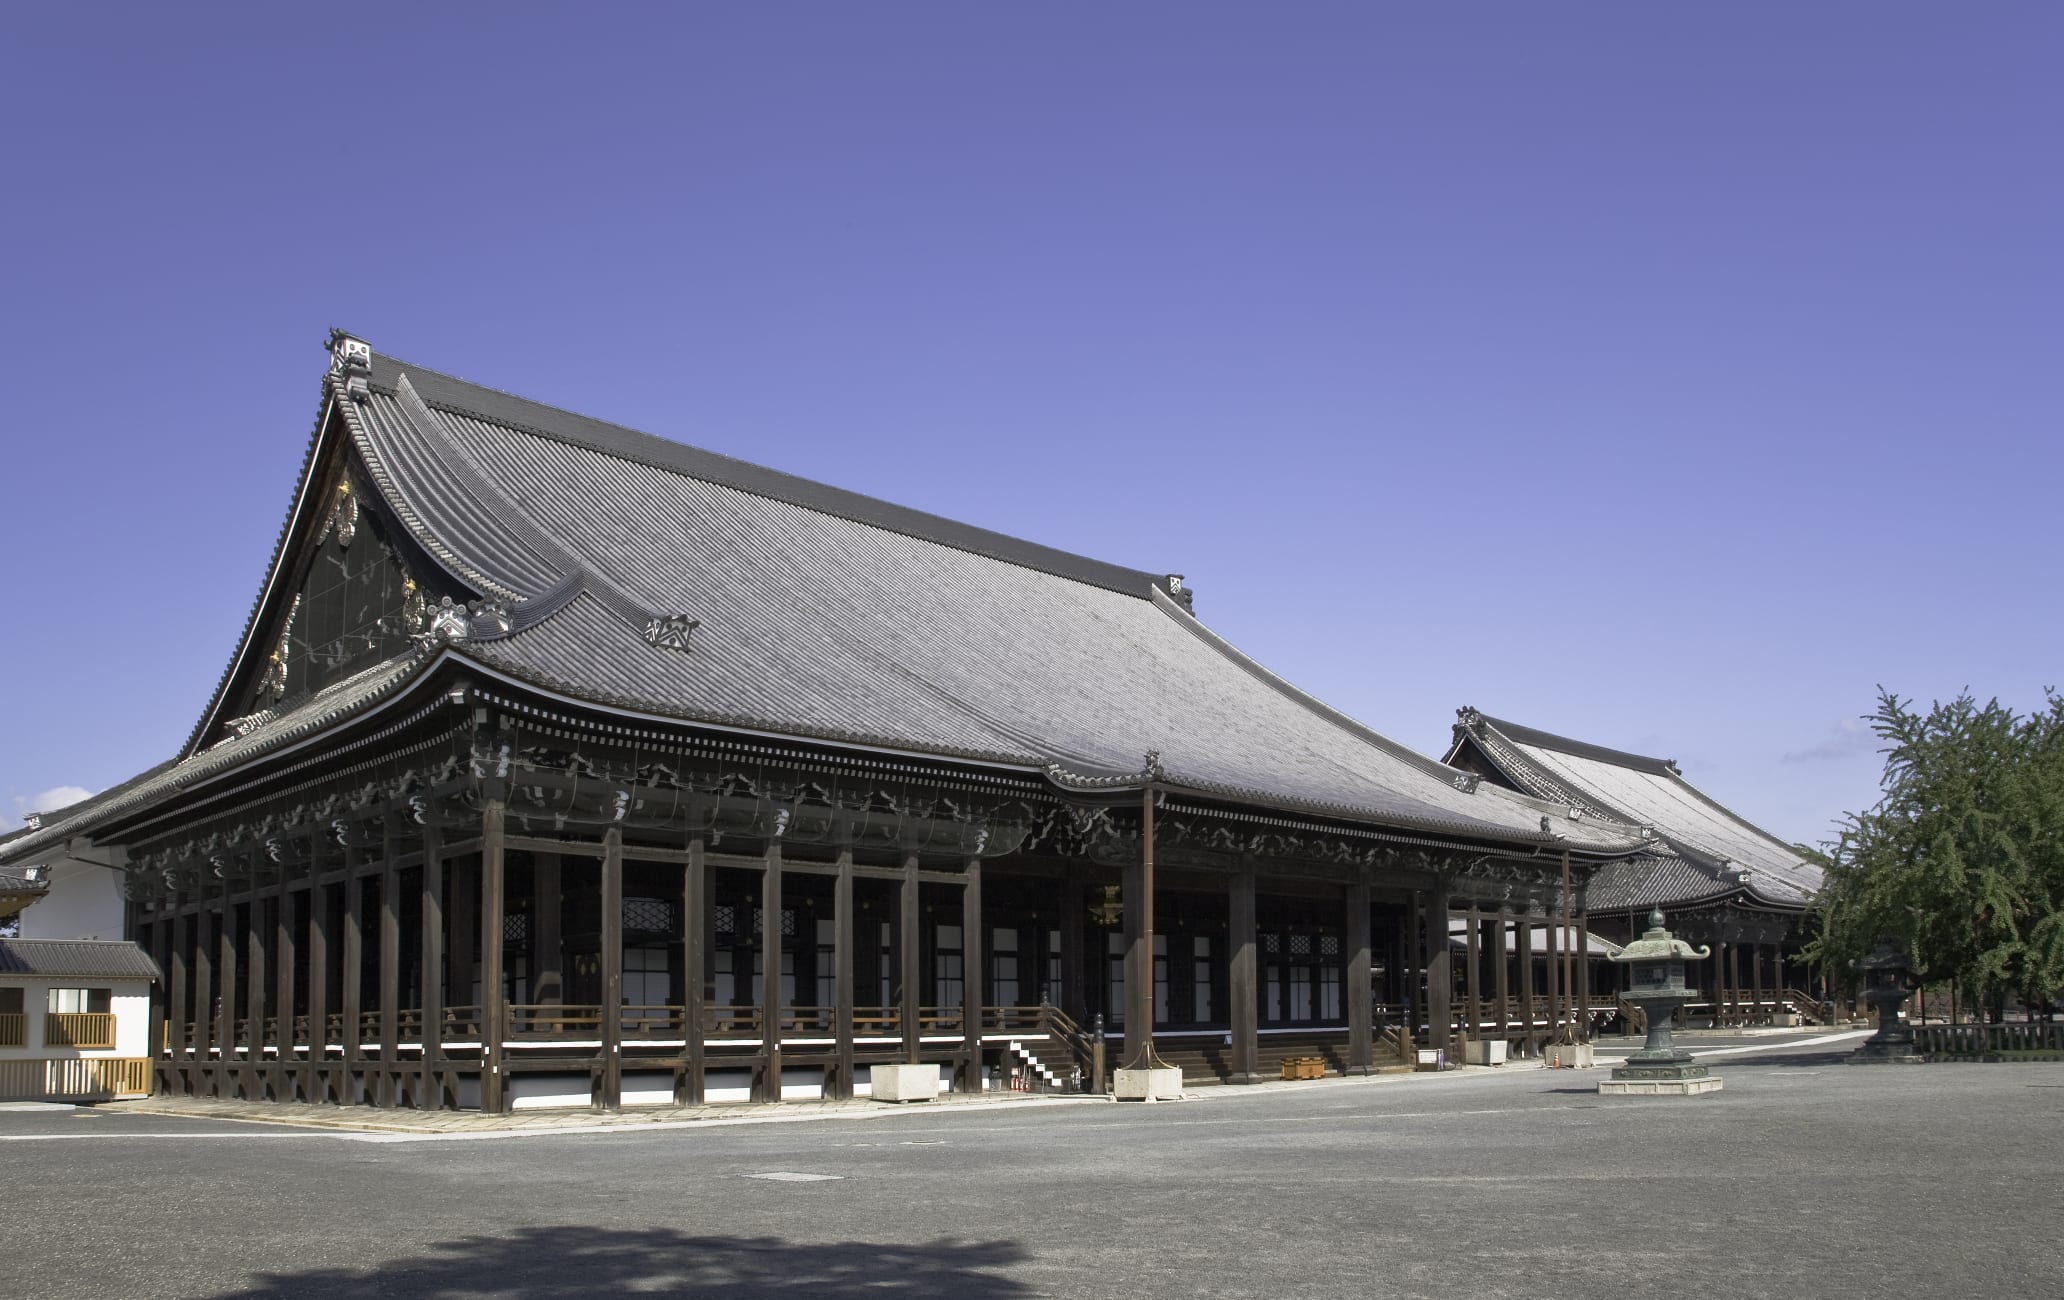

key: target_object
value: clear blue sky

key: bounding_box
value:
[2,5,2058,846]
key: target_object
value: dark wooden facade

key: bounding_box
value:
[117,687,1621,1109]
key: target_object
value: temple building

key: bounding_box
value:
[1444,710,1827,1026]
[0,335,1654,1111]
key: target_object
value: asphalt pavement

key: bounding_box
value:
[4,1030,2058,1299]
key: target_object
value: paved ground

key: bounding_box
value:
[5,1030,2059,1299]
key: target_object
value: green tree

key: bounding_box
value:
[1808,688,2064,1020]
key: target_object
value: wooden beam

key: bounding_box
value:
[480,800,508,1114]
[502,834,604,860]
[599,826,624,1111]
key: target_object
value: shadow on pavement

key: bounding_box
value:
[210,1226,1033,1298]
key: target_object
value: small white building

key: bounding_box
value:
[0,938,159,1101]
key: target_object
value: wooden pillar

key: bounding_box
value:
[1726,942,1741,1025]
[306,862,330,1102]
[193,898,217,1093]
[833,848,854,1100]
[245,877,267,1085]
[276,858,297,1090]
[1346,876,1372,1074]
[1517,908,1536,1055]
[216,887,239,1075]
[598,827,623,1110]
[1577,916,1591,1040]
[679,837,707,1105]
[377,843,400,1107]
[1463,904,1482,1042]
[1493,908,1511,1041]
[340,856,364,1100]
[1544,909,1562,1037]
[760,841,783,1102]
[1751,941,1765,1022]
[480,801,508,1114]
[419,827,445,1110]
[960,857,983,1094]
[899,853,920,1065]
[1121,852,1146,1065]
[1229,869,1259,1083]
[1423,884,1451,1052]
[532,854,563,1006]
[168,904,190,1072]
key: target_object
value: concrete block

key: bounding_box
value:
[868,1063,941,1102]
[1113,1066,1183,1100]
[1463,1040,1508,1066]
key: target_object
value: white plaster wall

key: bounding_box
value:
[111,990,151,1056]
[0,976,152,1058]
[16,860,126,941]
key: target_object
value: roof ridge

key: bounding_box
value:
[1473,712,1679,776]
[368,351,1178,601]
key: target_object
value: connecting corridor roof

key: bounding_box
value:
[1446,710,1822,911]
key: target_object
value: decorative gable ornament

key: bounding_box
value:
[422,596,514,644]
[326,330,372,403]
[644,614,699,653]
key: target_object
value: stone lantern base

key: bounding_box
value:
[1599,1055,1723,1097]
[1847,1038,1925,1065]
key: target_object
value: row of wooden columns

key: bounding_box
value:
[482,806,990,1112]
[150,804,996,1110]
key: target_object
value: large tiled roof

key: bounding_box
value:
[1448,710,1821,911]
[331,351,1644,851]
[0,938,160,981]
[10,343,1658,863]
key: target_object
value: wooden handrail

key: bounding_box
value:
[44,1012,117,1050]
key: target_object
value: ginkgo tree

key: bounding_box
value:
[1809,689,2064,1021]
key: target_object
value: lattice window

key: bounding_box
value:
[503,913,529,945]
[1289,933,1311,956]
[1320,935,1340,958]
[1263,933,1280,954]
[715,905,735,935]
[623,897,676,935]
